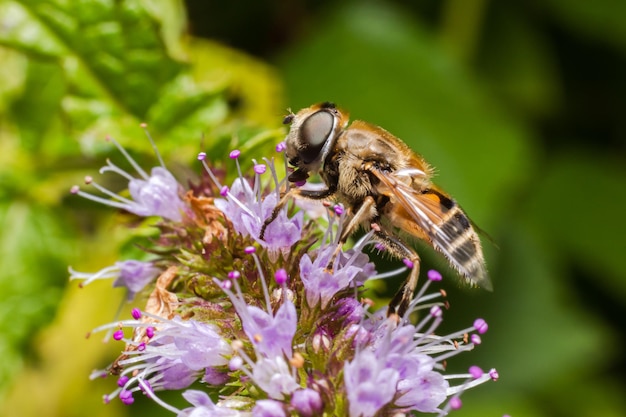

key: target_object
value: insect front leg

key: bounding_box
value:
[326,196,377,270]
[260,186,335,240]
[372,227,421,319]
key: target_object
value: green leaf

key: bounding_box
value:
[479,224,613,388]
[0,201,73,390]
[10,58,65,151]
[15,0,183,117]
[525,152,626,298]
[542,0,626,50]
[478,7,561,119]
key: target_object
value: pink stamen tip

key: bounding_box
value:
[254,164,267,174]
[197,152,207,160]
[429,305,442,318]
[131,308,142,320]
[449,397,462,410]
[221,280,232,290]
[471,334,482,345]
[119,390,134,405]
[117,375,129,387]
[403,258,414,269]
[137,342,146,351]
[473,318,488,334]
[220,185,229,196]
[295,180,306,187]
[333,204,344,215]
[489,368,499,381]
[105,135,111,141]
[146,327,155,338]
[227,271,241,280]
[469,365,484,379]
[113,330,124,341]
[229,150,241,159]
[70,185,80,194]
[275,268,288,285]
[244,246,256,254]
[84,176,93,184]
[427,269,442,281]
[275,142,286,152]
[140,123,147,128]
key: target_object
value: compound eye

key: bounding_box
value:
[299,111,334,164]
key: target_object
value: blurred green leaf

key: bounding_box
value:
[479,6,562,119]
[0,201,72,388]
[482,224,612,388]
[11,59,65,151]
[525,152,626,297]
[542,0,626,50]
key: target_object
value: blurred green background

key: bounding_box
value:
[1,0,625,416]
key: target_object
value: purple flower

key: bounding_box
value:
[126,167,186,221]
[170,318,233,370]
[153,358,200,390]
[300,245,364,309]
[71,135,187,221]
[250,357,300,400]
[344,349,399,417]
[205,154,304,259]
[290,388,323,417]
[240,301,297,359]
[113,260,161,299]
[178,390,244,417]
[78,137,498,416]
[218,254,297,359]
[392,355,448,412]
[251,399,286,417]
[69,260,160,300]
[90,311,232,401]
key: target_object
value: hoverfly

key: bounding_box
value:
[261,102,491,317]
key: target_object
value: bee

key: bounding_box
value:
[261,102,491,317]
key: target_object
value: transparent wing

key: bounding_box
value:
[370,168,490,289]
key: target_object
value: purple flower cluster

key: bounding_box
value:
[73,132,498,416]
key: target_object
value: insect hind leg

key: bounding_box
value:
[372,227,421,319]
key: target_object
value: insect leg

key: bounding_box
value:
[260,186,335,240]
[372,227,421,318]
[324,196,377,271]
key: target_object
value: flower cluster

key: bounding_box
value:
[71,128,498,416]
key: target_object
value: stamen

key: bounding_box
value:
[427,269,442,281]
[140,123,166,168]
[449,396,462,410]
[105,136,149,180]
[473,318,489,334]
[198,156,224,189]
[131,308,142,320]
[263,157,282,198]
[230,149,245,181]
[369,266,408,281]
[275,269,288,285]
[250,251,272,314]
[137,379,181,414]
